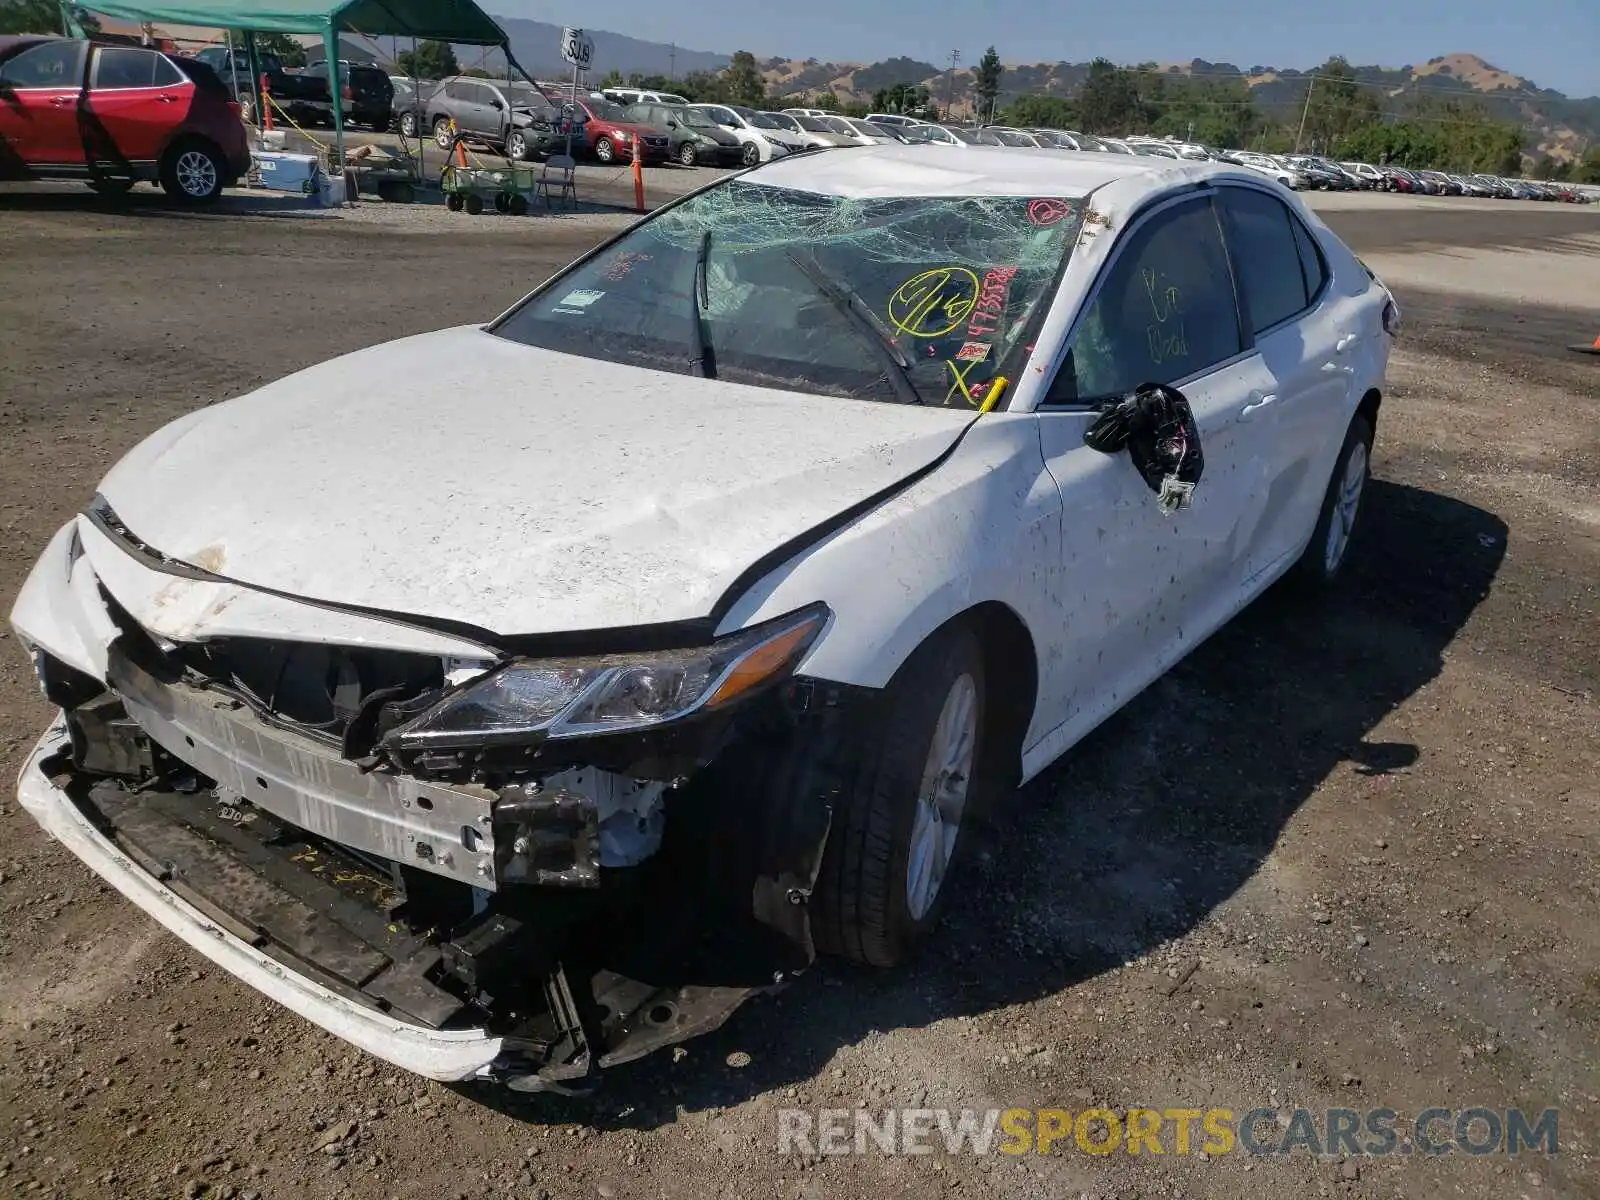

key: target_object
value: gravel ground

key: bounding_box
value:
[0,189,1597,1200]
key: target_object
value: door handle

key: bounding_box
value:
[51,95,74,106]
[1335,333,1361,354]
[1241,391,1277,417]
[156,93,178,103]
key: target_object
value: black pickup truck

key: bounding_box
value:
[191,47,331,125]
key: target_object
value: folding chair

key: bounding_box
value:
[535,154,577,209]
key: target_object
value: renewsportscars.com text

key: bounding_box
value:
[776,1106,1559,1158]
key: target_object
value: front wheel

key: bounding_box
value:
[677,141,699,167]
[1293,414,1373,586]
[159,141,225,203]
[594,136,615,163]
[506,130,531,161]
[812,625,987,967]
[740,140,760,167]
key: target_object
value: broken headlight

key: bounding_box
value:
[389,604,828,750]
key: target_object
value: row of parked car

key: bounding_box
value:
[394,79,1593,205]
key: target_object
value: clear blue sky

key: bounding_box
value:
[500,0,1599,97]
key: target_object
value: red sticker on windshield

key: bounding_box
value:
[1027,198,1073,227]
[955,341,990,362]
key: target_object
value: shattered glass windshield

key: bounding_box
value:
[491,181,1086,409]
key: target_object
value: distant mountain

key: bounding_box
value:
[755,50,1600,161]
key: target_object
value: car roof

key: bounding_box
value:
[744,141,1228,199]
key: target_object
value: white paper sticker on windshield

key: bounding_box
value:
[554,289,605,310]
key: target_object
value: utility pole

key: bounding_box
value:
[669,43,676,80]
[1294,74,1316,153]
[945,49,960,119]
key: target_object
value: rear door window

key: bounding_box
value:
[1218,186,1310,334]
[93,47,163,89]
[1049,196,1244,405]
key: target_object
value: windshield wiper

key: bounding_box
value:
[782,250,922,406]
[690,228,715,378]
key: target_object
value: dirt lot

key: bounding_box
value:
[0,190,1598,1200]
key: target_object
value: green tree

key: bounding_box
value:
[1076,58,1146,134]
[1,1,62,33]
[842,100,870,118]
[720,50,767,107]
[1003,93,1077,129]
[251,31,307,67]
[5,1,99,33]
[972,45,1002,123]
[395,39,458,80]
[596,68,625,88]
[1572,149,1600,184]
[677,69,724,103]
[871,83,934,118]
[811,91,840,112]
[1298,57,1381,152]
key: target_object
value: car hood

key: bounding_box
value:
[95,327,975,639]
[693,126,739,146]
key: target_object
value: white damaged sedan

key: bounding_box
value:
[11,145,1396,1092]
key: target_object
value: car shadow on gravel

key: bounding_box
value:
[458,477,1508,1131]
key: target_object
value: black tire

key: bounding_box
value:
[505,130,531,162]
[87,177,134,198]
[812,624,988,967]
[399,110,418,138]
[434,117,454,149]
[677,141,699,167]
[594,136,615,163]
[508,193,528,216]
[446,192,464,212]
[1291,414,1373,587]
[464,194,484,215]
[740,141,760,167]
[159,139,225,203]
[493,192,510,213]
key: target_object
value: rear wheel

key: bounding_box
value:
[446,192,464,212]
[434,117,454,149]
[1293,415,1373,586]
[159,141,225,203]
[399,110,418,138]
[464,193,484,215]
[812,625,987,967]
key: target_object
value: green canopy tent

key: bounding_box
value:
[58,0,527,194]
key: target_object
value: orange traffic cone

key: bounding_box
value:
[452,119,468,169]
[1570,330,1600,356]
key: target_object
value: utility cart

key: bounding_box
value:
[441,161,537,216]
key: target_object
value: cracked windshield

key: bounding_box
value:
[493,182,1085,407]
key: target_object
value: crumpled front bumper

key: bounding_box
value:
[17,721,507,1083]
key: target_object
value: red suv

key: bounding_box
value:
[572,96,670,164]
[0,36,250,202]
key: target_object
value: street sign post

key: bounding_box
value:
[560,27,595,158]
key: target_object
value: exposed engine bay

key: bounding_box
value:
[31,577,859,1092]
